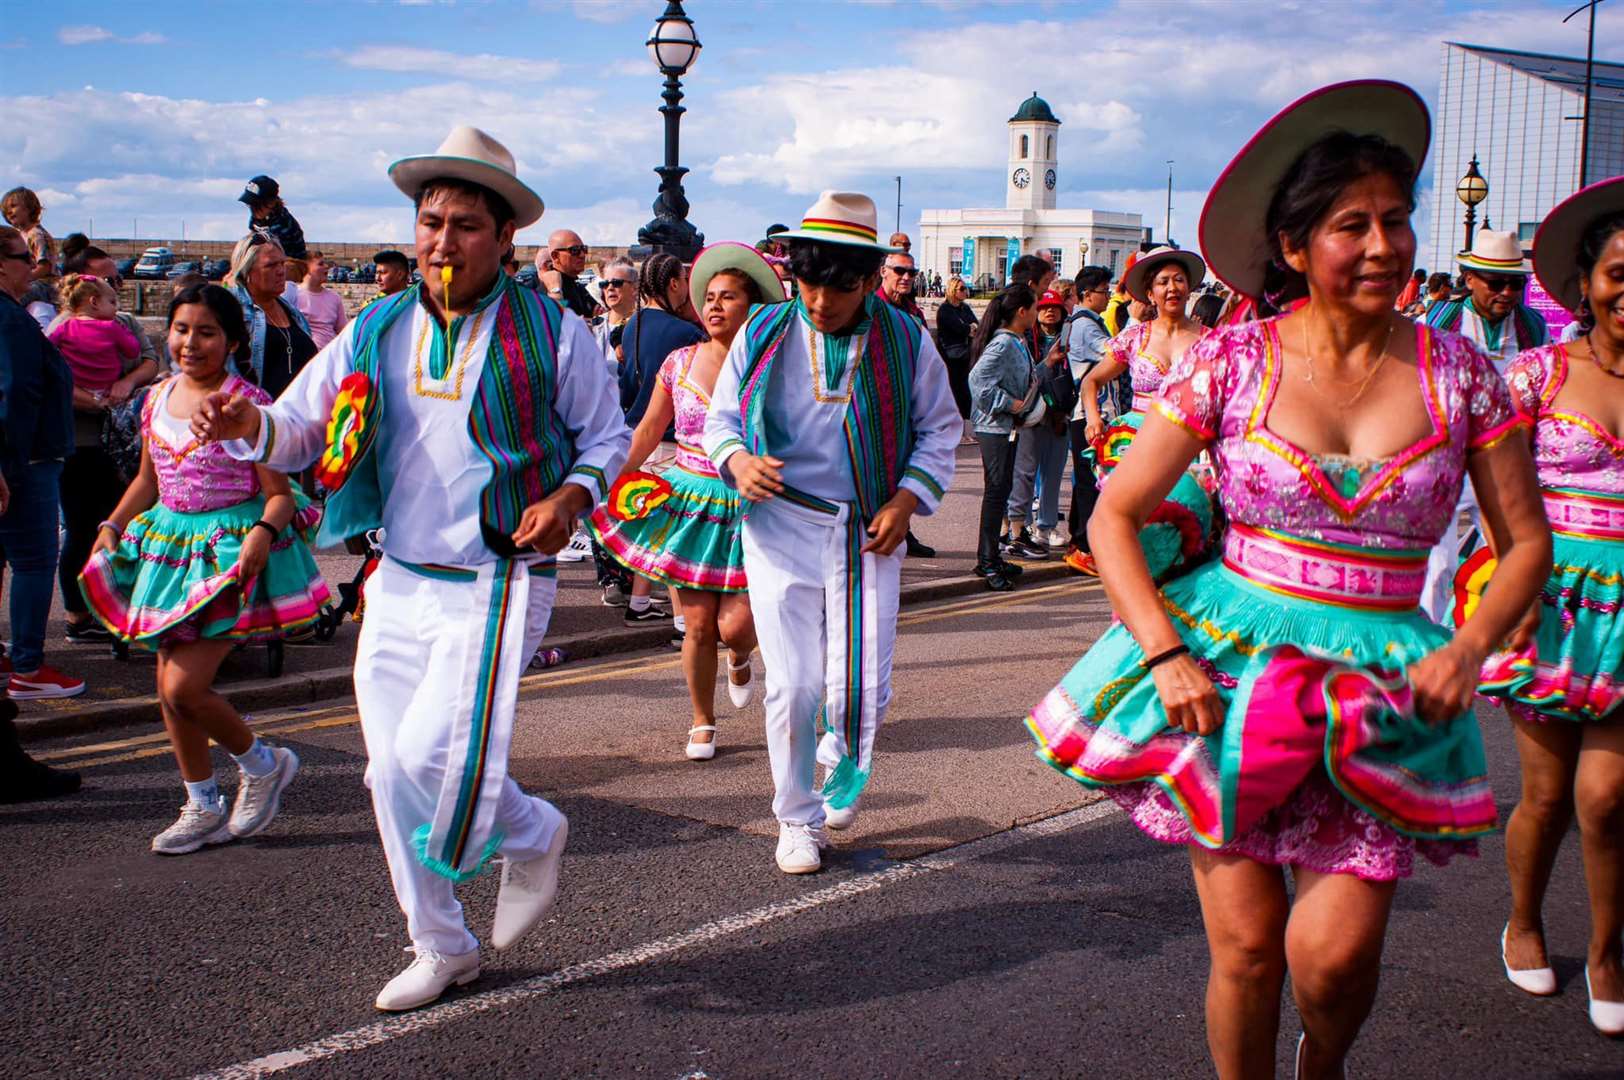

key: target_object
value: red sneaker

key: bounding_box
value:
[9,665,87,700]
[1064,549,1100,577]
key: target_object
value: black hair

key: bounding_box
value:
[639,252,687,313]
[1191,292,1226,330]
[373,250,410,271]
[1575,211,1624,331]
[970,284,1036,362]
[1009,254,1053,291]
[60,233,110,273]
[785,239,885,290]
[1261,130,1418,308]
[167,283,251,366]
[1074,265,1111,295]
[413,178,515,231]
[1426,271,1453,295]
[703,267,766,306]
[1412,268,1427,282]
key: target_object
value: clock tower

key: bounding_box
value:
[1006,91,1060,212]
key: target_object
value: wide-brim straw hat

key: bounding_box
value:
[389,126,545,229]
[1199,80,1430,299]
[1122,246,1207,304]
[1457,228,1533,276]
[1533,177,1624,313]
[689,241,787,312]
[767,191,901,252]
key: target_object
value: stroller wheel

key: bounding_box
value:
[267,640,285,678]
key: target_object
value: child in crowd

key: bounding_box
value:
[79,284,330,855]
[48,274,142,406]
[1,186,55,280]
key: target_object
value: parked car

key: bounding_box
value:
[132,247,174,279]
[328,266,351,284]
[165,261,202,280]
[356,264,376,284]
[115,257,137,279]
[203,259,229,281]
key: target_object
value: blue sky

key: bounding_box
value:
[3,0,1620,269]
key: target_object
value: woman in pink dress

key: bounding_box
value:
[1478,178,1624,1036]
[1025,81,1552,1078]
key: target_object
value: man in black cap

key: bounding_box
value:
[239,175,307,260]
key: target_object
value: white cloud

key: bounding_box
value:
[57,25,166,46]
[338,45,561,83]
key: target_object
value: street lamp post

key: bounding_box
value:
[1563,0,1607,187]
[1456,154,1489,253]
[1164,160,1174,245]
[894,176,902,237]
[634,1,704,262]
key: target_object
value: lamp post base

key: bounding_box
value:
[632,218,704,264]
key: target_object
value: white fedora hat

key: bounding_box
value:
[1457,228,1532,276]
[768,191,900,252]
[688,241,786,313]
[1199,80,1430,299]
[389,126,545,229]
[1533,176,1624,312]
[1122,246,1206,304]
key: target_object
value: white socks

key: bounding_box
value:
[184,776,221,808]
[232,738,276,778]
[628,595,651,613]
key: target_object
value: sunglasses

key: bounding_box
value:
[554,245,589,257]
[0,249,32,264]
[886,266,918,277]
[601,279,633,289]
[1475,274,1526,294]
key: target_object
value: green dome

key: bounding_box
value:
[1009,92,1060,125]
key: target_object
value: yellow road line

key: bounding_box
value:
[42,577,1100,768]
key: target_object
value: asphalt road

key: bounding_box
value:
[6,581,1620,1079]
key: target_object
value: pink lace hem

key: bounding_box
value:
[1108,770,1477,881]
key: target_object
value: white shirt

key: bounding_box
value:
[702,305,960,514]
[229,288,629,566]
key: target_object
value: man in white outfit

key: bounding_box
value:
[194,127,629,1010]
[702,191,960,874]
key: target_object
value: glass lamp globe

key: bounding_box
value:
[647,14,701,75]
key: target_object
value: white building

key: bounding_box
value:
[918,93,1146,290]
[1428,42,1624,273]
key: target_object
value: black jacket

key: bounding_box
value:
[249,205,308,260]
[935,300,978,362]
[0,293,74,479]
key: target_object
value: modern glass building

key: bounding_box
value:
[1428,42,1624,273]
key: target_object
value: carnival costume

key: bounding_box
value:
[702,192,960,836]
[79,374,329,647]
[1027,315,1522,880]
[1468,349,1624,722]
[223,128,629,966]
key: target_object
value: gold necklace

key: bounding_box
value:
[1584,331,1624,379]
[1302,315,1395,406]
[809,327,858,405]
[412,308,485,400]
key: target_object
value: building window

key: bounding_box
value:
[1046,135,1053,158]
[1518,221,1538,244]
[1020,134,1029,158]
[949,247,963,276]
[1046,247,1064,276]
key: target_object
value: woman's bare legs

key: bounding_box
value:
[1285,868,1397,1079]
[157,640,250,780]
[1503,717,1580,972]
[1190,847,1291,1079]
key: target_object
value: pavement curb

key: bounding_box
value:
[19,561,1079,742]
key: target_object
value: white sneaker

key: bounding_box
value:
[490,816,569,950]
[151,798,233,855]
[1047,526,1070,549]
[557,528,592,563]
[726,653,754,709]
[228,746,299,838]
[823,797,859,831]
[374,945,480,1012]
[775,822,830,874]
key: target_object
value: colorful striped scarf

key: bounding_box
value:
[737,295,920,521]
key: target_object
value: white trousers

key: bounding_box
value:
[742,496,902,828]
[357,558,564,955]
[1422,486,1479,625]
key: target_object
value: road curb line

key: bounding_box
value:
[21,561,1080,741]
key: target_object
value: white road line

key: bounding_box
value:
[190,799,1119,1080]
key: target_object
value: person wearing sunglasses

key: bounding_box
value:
[874,251,938,559]
[536,229,596,319]
[1420,229,1551,621]
[1425,228,1548,369]
[591,255,640,369]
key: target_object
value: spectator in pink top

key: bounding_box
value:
[48,274,140,396]
[295,250,348,350]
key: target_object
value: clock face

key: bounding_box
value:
[1013,167,1031,189]
[1045,168,1057,190]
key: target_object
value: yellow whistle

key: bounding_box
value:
[440,265,453,286]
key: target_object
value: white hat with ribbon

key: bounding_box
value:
[388,126,545,229]
[767,191,901,252]
[1457,228,1532,276]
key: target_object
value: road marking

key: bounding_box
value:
[43,579,1100,769]
[188,798,1119,1080]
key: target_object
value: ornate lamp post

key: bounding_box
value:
[635,1,704,262]
[1456,154,1489,253]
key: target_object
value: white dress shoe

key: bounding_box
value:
[1501,924,1557,996]
[1587,966,1624,1036]
[823,797,859,831]
[725,654,754,709]
[490,817,569,950]
[775,822,830,874]
[375,945,480,1012]
[685,725,717,761]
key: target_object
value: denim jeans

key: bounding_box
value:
[976,433,1016,571]
[0,460,64,673]
[1007,423,1069,531]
